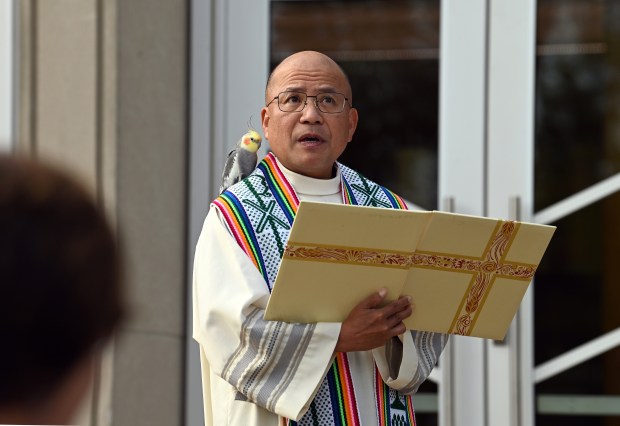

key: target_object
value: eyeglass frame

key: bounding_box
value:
[266,91,352,114]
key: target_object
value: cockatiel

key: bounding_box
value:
[219,129,262,193]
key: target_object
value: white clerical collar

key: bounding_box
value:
[275,157,341,196]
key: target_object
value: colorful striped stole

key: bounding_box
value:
[213,191,269,280]
[375,368,416,426]
[214,152,415,425]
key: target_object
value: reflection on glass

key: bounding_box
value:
[535,0,620,211]
[535,1,620,425]
[536,348,620,420]
[270,0,439,210]
[535,194,620,360]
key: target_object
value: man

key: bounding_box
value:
[193,50,448,425]
[0,155,124,425]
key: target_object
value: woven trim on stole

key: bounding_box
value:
[374,369,416,426]
[339,163,408,210]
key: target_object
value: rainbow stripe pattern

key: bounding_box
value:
[375,369,416,426]
[326,353,362,425]
[383,189,408,210]
[213,191,268,280]
[256,153,299,222]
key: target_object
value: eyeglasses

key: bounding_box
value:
[266,91,351,114]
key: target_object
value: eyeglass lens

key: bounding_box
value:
[277,92,346,113]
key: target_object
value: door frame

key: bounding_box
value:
[439,1,489,425]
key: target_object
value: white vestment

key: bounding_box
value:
[193,158,447,426]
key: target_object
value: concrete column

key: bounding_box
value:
[113,0,188,424]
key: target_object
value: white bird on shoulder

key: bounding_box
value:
[219,129,262,193]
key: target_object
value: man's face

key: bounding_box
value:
[261,52,358,179]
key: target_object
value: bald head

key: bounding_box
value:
[265,51,352,105]
[260,50,358,179]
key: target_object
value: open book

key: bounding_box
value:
[264,201,556,340]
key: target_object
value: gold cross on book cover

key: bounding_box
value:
[264,201,556,340]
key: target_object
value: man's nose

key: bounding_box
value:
[300,98,323,123]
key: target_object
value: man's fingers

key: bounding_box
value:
[381,295,412,318]
[384,305,411,328]
[356,288,388,309]
[390,321,407,336]
[339,292,414,352]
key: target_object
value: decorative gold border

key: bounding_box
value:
[283,244,412,269]
[446,221,522,336]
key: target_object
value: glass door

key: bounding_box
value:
[533,1,620,424]
[481,1,620,424]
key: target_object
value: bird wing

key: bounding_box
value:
[219,150,242,193]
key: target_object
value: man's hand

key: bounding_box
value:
[334,288,413,353]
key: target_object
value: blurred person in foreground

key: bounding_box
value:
[0,154,124,425]
[193,50,448,426]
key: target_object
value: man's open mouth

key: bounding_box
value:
[299,134,324,144]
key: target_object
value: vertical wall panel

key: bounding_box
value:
[0,0,14,151]
[114,0,188,424]
[17,0,33,155]
[36,0,98,190]
[100,0,117,220]
[186,0,212,423]
[116,0,187,336]
[97,1,118,424]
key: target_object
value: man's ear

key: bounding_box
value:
[347,107,359,143]
[261,107,270,139]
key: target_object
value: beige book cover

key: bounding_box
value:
[264,201,556,340]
